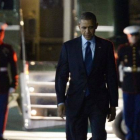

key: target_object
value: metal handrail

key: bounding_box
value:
[28,105,57,108]
[19,9,26,73]
[30,93,56,96]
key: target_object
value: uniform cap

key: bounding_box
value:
[123,25,140,35]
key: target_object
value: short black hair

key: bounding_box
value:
[80,12,97,23]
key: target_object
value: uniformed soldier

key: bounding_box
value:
[117,25,140,140]
[0,23,18,140]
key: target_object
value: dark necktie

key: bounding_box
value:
[85,41,92,75]
[84,41,92,96]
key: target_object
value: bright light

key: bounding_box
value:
[26,74,29,80]
[29,87,34,92]
[25,123,28,127]
[20,21,24,26]
[31,109,37,115]
[25,119,28,123]
[24,119,29,127]
[30,61,35,65]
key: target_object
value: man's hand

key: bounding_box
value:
[57,104,65,119]
[107,107,116,122]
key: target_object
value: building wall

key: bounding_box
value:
[77,0,114,38]
[129,0,140,24]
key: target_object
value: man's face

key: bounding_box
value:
[0,31,4,42]
[127,33,140,45]
[79,19,98,40]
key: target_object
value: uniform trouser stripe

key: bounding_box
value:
[0,93,8,137]
[123,93,140,140]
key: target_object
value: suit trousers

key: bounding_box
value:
[0,93,8,137]
[123,93,140,140]
[66,96,107,140]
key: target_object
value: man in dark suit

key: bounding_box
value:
[55,12,118,140]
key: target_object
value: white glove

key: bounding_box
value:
[9,87,15,94]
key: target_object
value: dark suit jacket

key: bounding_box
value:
[55,36,118,116]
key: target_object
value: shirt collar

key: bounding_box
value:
[82,35,95,49]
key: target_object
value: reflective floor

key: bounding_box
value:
[4,131,120,140]
[4,90,123,140]
[4,109,121,140]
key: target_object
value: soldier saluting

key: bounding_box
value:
[0,23,18,140]
[117,25,140,140]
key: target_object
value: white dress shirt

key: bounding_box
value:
[81,35,96,60]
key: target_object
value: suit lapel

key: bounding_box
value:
[75,36,87,74]
[89,36,102,75]
[75,36,102,76]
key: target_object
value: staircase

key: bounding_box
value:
[20,71,66,130]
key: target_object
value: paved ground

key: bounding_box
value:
[4,131,121,140]
[4,89,123,140]
[3,106,122,139]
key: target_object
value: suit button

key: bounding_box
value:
[83,90,86,92]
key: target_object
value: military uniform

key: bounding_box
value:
[117,42,140,93]
[117,25,140,140]
[0,43,18,140]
